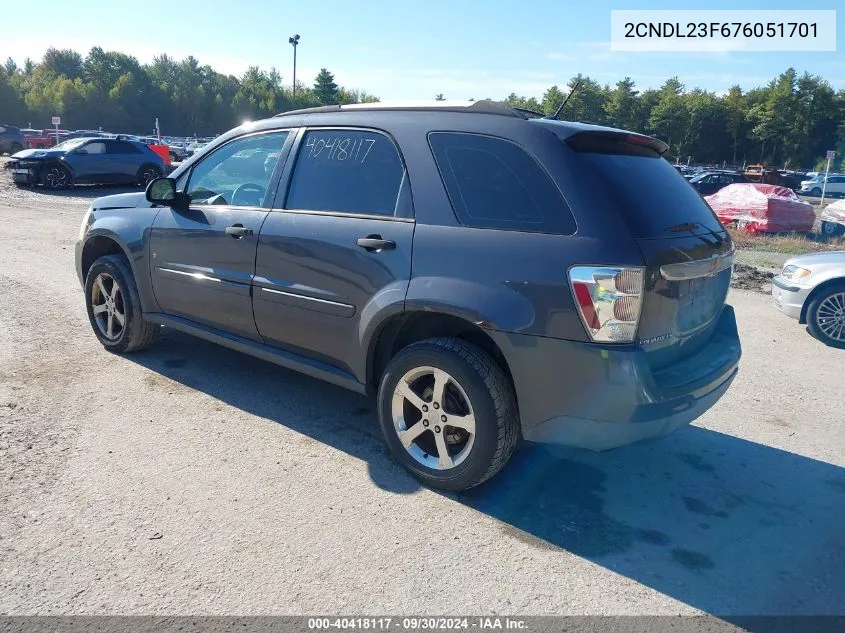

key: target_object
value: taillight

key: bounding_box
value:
[568,266,644,343]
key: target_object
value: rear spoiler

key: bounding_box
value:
[564,130,669,157]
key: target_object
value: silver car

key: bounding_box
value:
[772,251,845,348]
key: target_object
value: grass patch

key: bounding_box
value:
[727,227,845,254]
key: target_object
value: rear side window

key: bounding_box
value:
[107,141,141,154]
[564,147,724,237]
[286,129,404,216]
[428,132,575,234]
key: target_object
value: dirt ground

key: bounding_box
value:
[1,168,843,616]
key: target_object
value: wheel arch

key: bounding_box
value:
[80,233,132,284]
[366,311,518,414]
[800,276,845,323]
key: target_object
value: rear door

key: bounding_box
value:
[149,130,293,340]
[104,139,141,182]
[254,127,414,377]
[561,131,734,370]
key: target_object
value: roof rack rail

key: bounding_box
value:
[274,100,524,119]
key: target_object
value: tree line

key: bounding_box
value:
[2,48,843,170]
[501,71,845,171]
[0,48,377,138]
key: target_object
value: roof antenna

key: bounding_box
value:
[547,79,583,120]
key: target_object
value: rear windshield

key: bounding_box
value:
[565,149,725,238]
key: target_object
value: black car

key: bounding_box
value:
[75,101,741,490]
[0,123,27,155]
[689,171,747,196]
[8,136,164,189]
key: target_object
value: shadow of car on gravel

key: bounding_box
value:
[13,183,142,199]
[126,328,845,618]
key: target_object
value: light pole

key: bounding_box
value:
[289,34,300,99]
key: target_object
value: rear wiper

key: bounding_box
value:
[665,222,700,233]
[664,221,726,246]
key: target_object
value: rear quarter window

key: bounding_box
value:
[564,151,725,237]
[428,132,576,234]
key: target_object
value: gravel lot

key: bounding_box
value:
[1,170,844,616]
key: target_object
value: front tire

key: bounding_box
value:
[810,187,822,197]
[806,282,845,349]
[84,255,160,353]
[377,337,519,491]
[10,142,23,154]
[42,164,70,189]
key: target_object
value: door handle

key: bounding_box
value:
[357,235,396,252]
[225,224,253,238]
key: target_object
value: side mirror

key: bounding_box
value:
[146,177,189,209]
[74,148,88,155]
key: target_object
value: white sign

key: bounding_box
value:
[827,150,836,160]
[51,116,61,125]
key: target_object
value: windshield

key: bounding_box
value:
[50,138,87,151]
[689,173,709,183]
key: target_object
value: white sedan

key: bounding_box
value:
[772,251,845,348]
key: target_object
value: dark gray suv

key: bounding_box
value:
[75,101,741,490]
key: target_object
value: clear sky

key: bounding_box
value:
[3,0,843,99]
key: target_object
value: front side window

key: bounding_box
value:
[84,142,106,154]
[286,129,404,216]
[186,131,288,207]
[428,132,576,233]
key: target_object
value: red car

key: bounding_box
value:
[22,128,69,149]
[705,183,816,234]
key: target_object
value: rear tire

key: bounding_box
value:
[84,255,160,353]
[377,337,519,491]
[821,221,845,237]
[137,164,162,187]
[806,282,845,349]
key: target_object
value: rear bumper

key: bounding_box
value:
[771,276,811,321]
[488,305,741,450]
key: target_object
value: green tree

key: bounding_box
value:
[42,48,84,79]
[604,77,640,130]
[648,77,689,153]
[723,86,747,165]
[313,68,339,105]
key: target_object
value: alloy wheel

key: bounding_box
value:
[45,167,68,189]
[140,168,159,186]
[391,366,476,470]
[91,273,126,340]
[816,292,845,342]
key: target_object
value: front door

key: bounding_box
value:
[70,140,108,183]
[254,128,414,377]
[149,130,293,340]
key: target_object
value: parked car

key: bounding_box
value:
[689,171,747,196]
[777,170,807,191]
[22,128,61,149]
[799,174,845,198]
[8,136,164,189]
[166,142,188,162]
[186,140,208,156]
[706,183,815,234]
[0,124,27,155]
[820,199,845,237]
[74,101,741,490]
[772,252,845,348]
